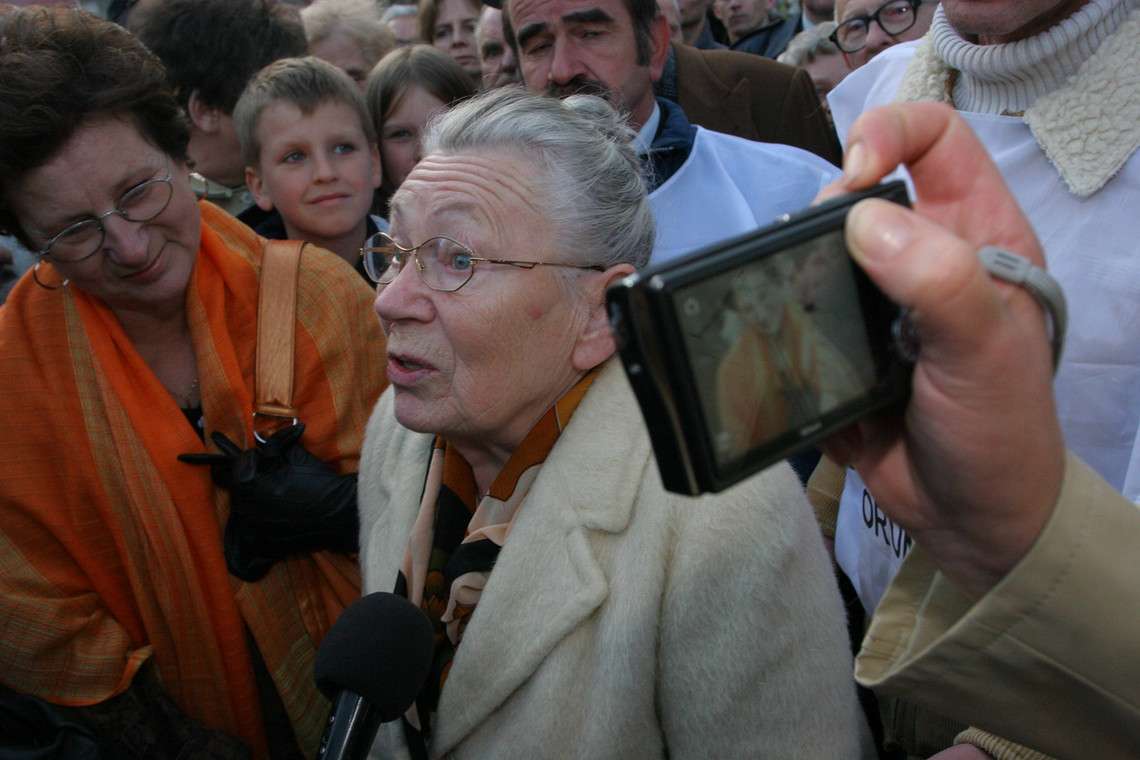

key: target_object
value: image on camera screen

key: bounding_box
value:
[671,228,876,471]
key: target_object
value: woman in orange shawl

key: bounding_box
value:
[0,8,385,758]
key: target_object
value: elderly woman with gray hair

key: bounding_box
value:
[357,87,861,759]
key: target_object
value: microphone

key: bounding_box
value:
[314,592,435,760]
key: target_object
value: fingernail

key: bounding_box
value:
[848,201,913,262]
[842,141,866,187]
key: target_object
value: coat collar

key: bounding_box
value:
[671,43,758,140]
[894,7,1140,196]
[430,360,653,755]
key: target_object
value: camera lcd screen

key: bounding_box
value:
[607,180,911,495]
[670,227,879,473]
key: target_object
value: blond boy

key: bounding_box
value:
[235,56,384,277]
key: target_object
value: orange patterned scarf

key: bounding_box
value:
[0,202,385,758]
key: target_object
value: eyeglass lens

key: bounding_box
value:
[833,0,918,52]
[46,174,174,262]
[363,233,476,292]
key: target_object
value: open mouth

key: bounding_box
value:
[394,357,426,371]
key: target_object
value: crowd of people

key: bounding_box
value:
[0,0,1137,758]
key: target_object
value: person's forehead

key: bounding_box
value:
[391,151,548,233]
[836,0,886,21]
[480,6,506,39]
[439,0,481,17]
[511,0,631,30]
[259,99,368,137]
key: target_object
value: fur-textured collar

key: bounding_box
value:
[894,7,1140,196]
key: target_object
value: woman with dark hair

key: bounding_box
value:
[0,7,385,759]
[416,0,483,86]
[365,44,475,215]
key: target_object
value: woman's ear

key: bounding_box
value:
[571,263,636,371]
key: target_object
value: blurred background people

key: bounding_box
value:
[778,21,848,121]
[679,0,727,47]
[0,237,35,306]
[365,44,475,216]
[830,0,936,69]
[713,0,800,57]
[129,0,308,227]
[383,2,420,45]
[649,0,842,158]
[658,0,685,41]
[358,85,862,760]
[476,5,521,88]
[800,0,833,25]
[0,7,384,758]
[301,0,398,89]
[418,0,483,87]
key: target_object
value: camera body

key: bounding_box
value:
[606,181,914,495]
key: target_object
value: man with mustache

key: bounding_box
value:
[497,0,844,264]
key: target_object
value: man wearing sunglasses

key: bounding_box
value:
[830,0,937,68]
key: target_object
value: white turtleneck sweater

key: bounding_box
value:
[933,0,1135,114]
[826,0,1140,620]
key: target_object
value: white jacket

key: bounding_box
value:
[358,359,861,759]
[648,125,839,266]
[828,16,1140,613]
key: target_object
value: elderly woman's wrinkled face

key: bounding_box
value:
[9,114,200,316]
[374,150,597,452]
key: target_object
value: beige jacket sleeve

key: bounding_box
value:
[807,454,846,540]
[855,451,1140,760]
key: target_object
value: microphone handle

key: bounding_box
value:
[319,690,383,760]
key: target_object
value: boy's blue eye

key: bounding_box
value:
[333,142,357,155]
[283,150,305,163]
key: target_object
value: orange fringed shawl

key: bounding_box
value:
[0,202,386,758]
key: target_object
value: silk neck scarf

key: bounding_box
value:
[395,368,599,740]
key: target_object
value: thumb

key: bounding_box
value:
[845,197,1041,371]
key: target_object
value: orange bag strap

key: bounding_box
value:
[254,239,305,441]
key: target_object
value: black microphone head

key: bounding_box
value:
[315,592,435,722]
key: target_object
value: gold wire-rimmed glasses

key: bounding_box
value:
[361,232,605,292]
[36,171,175,262]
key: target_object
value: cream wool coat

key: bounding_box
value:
[358,360,861,759]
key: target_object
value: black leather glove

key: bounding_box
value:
[178,424,359,582]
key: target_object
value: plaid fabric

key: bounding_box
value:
[0,202,386,759]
